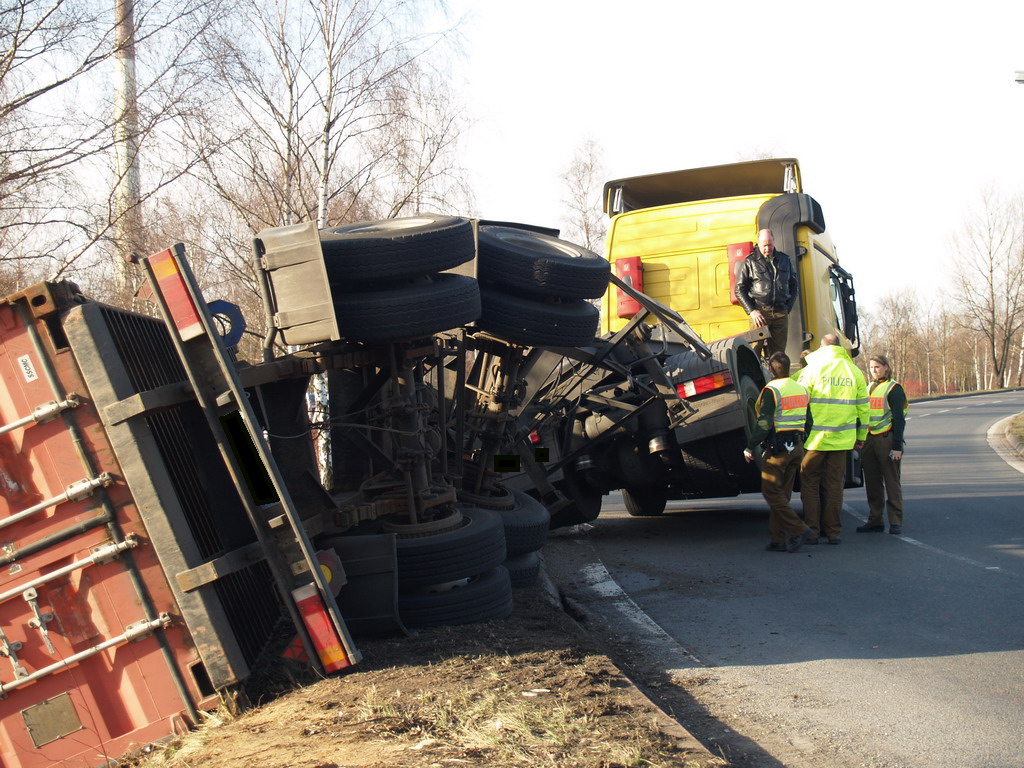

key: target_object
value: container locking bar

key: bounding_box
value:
[0,536,140,606]
[0,395,81,436]
[0,614,172,698]
[0,473,113,531]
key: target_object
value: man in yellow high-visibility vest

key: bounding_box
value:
[796,334,869,544]
[744,352,815,553]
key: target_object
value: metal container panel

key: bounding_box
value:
[0,284,212,768]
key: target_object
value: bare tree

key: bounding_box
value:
[866,291,919,376]
[951,187,1024,388]
[189,0,465,236]
[0,0,228,301]
[560,138,606,253]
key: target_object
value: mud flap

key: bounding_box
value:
[323,533,409,637]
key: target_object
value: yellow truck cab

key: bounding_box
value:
[601,158,857,357]
[597,158,860,512]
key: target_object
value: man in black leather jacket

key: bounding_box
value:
[735,229,799,357]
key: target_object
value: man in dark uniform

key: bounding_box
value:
[743,352,814,553]
[735,228,799,358]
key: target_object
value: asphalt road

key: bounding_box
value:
[546,391,1024,768]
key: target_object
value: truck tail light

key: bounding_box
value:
[676,370,733,398]
[727,242,754,305]
[292,583,354,673]
[615,256,644,318]
[528,429,541,445]
[141,246,205,340]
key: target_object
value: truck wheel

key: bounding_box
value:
[477,226,610,300]
[395,508,506,587]
[398,566,513,628]
[739,374,764,447]
[477,288,598,347]
[504,550,541,588]
[457,486,549,555]
[321,216,474,282]
[622,486,667,517]
[496,489,549,556]
[334,274,480,343]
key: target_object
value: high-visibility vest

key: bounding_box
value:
[764,377,808,433]
[868,379,907,435]
[797,346,870,451]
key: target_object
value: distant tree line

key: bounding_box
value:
[858,187,1024,395]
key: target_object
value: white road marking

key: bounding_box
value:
[839,413,1024,575]
[579,562,704,666]
[844,505,1006,572]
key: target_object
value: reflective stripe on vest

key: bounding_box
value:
[766,378,809,432]
[869,379,907,435]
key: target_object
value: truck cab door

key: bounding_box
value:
[829,264,860,354]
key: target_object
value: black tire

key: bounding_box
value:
[477,226,610,300]
[477,288,599,347]
[395,508,506,587]
[334,274,480,344]
[493,488,549,556]
[622,486,667,517]
[739,375,762,442]
[504,551,541,588]
[322,216,474,282]
[398,566,513,628]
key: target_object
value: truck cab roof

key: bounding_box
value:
[603,158,802,215]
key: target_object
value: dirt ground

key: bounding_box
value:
[124,579,727,768]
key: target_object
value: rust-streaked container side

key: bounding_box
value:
[0,284,213,768]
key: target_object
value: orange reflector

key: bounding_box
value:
[149,249,204,341]
[676,370,734,398]
[291,583,352,673]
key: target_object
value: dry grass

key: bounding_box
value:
[122,585,725,768]
[1008,412,1024,441]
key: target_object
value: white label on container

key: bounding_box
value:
[18,354,38,383]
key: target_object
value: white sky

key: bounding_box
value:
[443,0,1024,311]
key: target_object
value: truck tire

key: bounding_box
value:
[395,508,506,587]
[740,375,762,440]
[503,550,541,588]
[398,566,513,628]
[477,226,610,300]
[459,486,550,555]
[334,274,480,344]
[497,489,549,556]
[622,486,667,517]
[477,288,598,347]
[321,216,475,282]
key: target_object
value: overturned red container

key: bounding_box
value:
[0,282,288,766]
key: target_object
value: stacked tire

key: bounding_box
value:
[474,226,610,347]
[321,215,480,343]
[393,507,514,629]
[458,485,550,588]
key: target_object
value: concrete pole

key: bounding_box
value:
[113,0,142,301]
